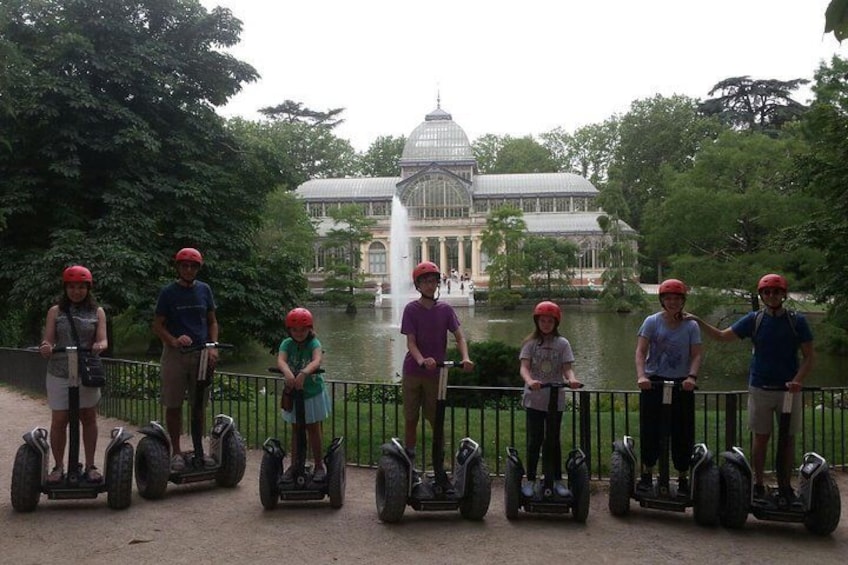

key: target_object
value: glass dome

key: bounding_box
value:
[400,107,474,162]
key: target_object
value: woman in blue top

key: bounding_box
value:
[635,279,702,496]
[277,307,331,482]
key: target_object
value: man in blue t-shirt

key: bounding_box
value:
[688,273,815,501]
[152,248,219,472]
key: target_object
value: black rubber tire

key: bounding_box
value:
[258,451,281,510]
[504,458,521,520]
[804,471,842,536]
[216,431,247,488]
[375,455,407,523]
[570,462,591,523]
[693,461,720,527]
[718,461,749,529]
[608,450,632,516]
[10,444,42,512]
[106,443,134,510]
[134,436,170,500]
[328,444,346,509]
[459,460,491,520]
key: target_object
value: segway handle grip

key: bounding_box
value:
[267,367,326,375]
[646,379,698,391]
[180,342,235,353]
[51,346,93,353]
[540,381,584,389]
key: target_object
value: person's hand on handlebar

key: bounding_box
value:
[787,380,803,393]
[567,377,583,389]
[526,378,542,391]
[637,376,652,390]
[419,357,437,370]
[460,359,474,372]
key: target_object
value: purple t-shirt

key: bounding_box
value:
[400,300,461,378]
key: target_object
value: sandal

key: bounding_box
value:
[47,465,64,483]
[84,465,103,483]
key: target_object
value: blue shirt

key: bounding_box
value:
[637,312,701,380]
[155,281,216,345]
[731,310,813,388]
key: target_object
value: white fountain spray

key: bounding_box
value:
[390,195,414,327]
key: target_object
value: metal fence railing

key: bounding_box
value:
[2,347,845,478]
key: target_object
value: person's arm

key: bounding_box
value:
[92,307,108,355]
[276,350,296,386]
[452,327,474,372]
[685,314,739,342]
[520,357,540,390]
[683,342,702,391]
[207,309,220,363]
[563,362,581,388]
[635,335,651,390]
[406,333,434,369]
[39,306,58,358]
[152,314,182,348]
[295,344,324,390]
[788,341,815,392]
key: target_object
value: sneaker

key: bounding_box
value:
[202,454,217,468]
[410,468,423,486]
[753,483,766,500]
[84,465,103,483]
[282,465,295,483]
[636,474,653,496]
[435,471,455,495]
[778,486,797,507]
[47,465,64,483]
[312,466,327,482]
[521,479,536,498]
[677,477,689,497]
[170,453,186,472]
[554,480,569,498]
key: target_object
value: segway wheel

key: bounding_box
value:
[608,450,632,516]
[216,431,247,488]
[504,457,521,520]
[459,460,491,521]
[804,471,841,536]
[375,455,407,523]
[106,443,134,510]
[718,461,749,529]
[328,443,346,509]
[11,444,42,512]
[693,461,720,527]
[259,451,281,510]
[134,436,170,500]
[570,461,591,523]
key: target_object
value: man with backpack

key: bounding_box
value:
[686,273,815,501]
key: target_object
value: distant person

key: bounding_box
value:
[401,261,473,489]
[686,273,814,501]
[277,307,330,481]
[152,248,218,471]
[519,301,582,497]
[635,279,702,496]
[39,266,108,483]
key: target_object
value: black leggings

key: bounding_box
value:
[525,408,564,481]
[639,380,695,473]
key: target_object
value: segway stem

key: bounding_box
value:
[67,347,82,479]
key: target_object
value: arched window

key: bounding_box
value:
[401,173,470,220]
[368,241,387,275]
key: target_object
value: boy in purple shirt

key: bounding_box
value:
[400,261,473,488]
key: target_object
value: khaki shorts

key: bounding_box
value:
[748,386,802,435]
[403,375,439,424]
[160,347,207,409]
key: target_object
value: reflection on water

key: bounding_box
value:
[226,305,844,390]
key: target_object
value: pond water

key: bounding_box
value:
[224,305,846,391]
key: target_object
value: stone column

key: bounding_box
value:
[471,236,480,279]
[457,236,466,277]
[420,237,428,262]
[439,237,447,274]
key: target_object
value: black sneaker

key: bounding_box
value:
[677,477,689,497]
[778,486,797,507]
[636,474,653,496]
[410,468,422,486]
[435,471,455,495]
[281,465,295,483]
[753,483,766,500]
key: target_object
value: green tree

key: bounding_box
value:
[491,136,558,174]
[541,119,620,184]
[480,205,527,295]
[359,135,405,177]
[596,215,644,312]
[0,0,308,350]
[321,204,376,311]
[825,0,848,41]
[472,133,508,173]
[522,236,577,295]
[698,76,809,136]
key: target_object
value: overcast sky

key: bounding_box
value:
[200,0,847,152]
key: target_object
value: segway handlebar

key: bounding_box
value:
[180,342,235,353]
[51,346,93,353]
[267,367,326,375]
[759,384,820,392]
[643,379,698,391]
[540,381,585,389]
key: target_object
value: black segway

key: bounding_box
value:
[135,342,246,499]
[608,379,719,526]
[259,368,345,509]
[10,346,134,511]
[376,361,491,523]
[718,386,841,535]
[505,381,590,522]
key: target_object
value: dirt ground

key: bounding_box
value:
[1,386,846,565]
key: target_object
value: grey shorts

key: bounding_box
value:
[160,347,208,409]
[46,374,101,410]
[403,375,438,424]
[748,386,802,435]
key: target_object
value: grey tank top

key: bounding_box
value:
[47,304,98,379]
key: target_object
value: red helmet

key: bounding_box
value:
[175,247,203,265]
[285,307,313,329]
[757,273,787,293]
[412,261,440,284]
[658,278,688,296]
[63,265,93,285]
[533,301,561,323]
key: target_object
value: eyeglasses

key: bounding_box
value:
[760,288,783,296]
